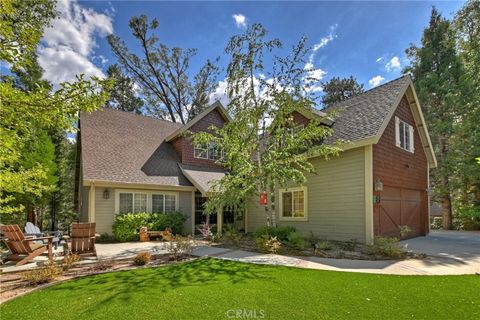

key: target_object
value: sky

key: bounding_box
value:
[29,0,466,103]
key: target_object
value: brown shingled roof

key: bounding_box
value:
[80,108,193,187]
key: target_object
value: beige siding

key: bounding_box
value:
[247,147,367,242]
[93,187,194,235]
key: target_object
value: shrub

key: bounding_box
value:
[453,206,480,230]
[133,252,152,266]
[22,261,62,285]
[168,235,193,260]
[315,240,332,251]
[431,217,443,230]
[197,222,214,240]
[286,232,306,250]
[254,226,296,242]
[368,236,405,258]
[265,236,282,254]
[112,212,187,242]
[97,233,116,243]
[223,224,241,244]
[337,239,359,251]
[62,254,81,270]
[399,225,412,238]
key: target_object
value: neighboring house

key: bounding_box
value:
[75,75,436,244]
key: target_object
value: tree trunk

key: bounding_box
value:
[441,194,453,229]
[26,206,35,224]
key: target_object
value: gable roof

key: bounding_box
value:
[324,75,437,167]
[80,108,193,187]
[178,164,225,196]
[165,101,231,142]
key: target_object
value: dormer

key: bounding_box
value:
[166,101,231,168]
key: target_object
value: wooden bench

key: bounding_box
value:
[140,228,172,241]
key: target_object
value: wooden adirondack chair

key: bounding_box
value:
[68,223,96,256]
[0,225,53,266]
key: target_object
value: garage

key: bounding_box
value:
[374,186,427,239]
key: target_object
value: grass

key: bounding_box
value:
[1,258,479,320]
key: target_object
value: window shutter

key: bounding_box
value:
[395,117,400,147]
[409,125,415,153]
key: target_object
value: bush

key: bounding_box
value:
[399,225,412,238]
[112,212,187,242]
[453,206,480,230]
[133,252,152,266]
[168,235,193,260]
[315,240,332,251]
[197,222,214,240]
[97,233,117,243]
[62,254,81,270]
[431,217,443,230]
[22,261,62,285]
[368,236,405,258]
[286,232,306,250]
[223,224,241,244]
[338,239,359,251]
[254,226,296,242]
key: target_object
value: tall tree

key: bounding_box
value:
[191,24,341,226]
[105,64,144,113]
[108,15,219,123]
[405,8,466,229]
[321,76,364,107]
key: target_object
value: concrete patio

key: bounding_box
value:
[1,230,478,275]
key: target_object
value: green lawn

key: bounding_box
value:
[1,258,479,320]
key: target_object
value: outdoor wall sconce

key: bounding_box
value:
[103,189,110,199]
[374,179,383,192]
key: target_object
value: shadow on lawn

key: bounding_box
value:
[49,258,273,310]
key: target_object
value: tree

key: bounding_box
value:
[105,64,144,113]
[321,76,364,107]
[191,24,341,226]
[0,0,112,220]
[108,15,220,123]
[405,8,466,229]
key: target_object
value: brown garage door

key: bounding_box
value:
[374,186,426,239]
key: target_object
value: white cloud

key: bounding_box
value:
[368,75,385,88]
[232,14,246,28]
[208,79,229,106]
[375,57,384,63]
[385,56,401,72]
[308,24,337,64]
[38,0,113,84]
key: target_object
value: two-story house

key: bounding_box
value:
[75,75,436,243]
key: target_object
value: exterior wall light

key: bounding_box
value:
[374,179,383,192]
[103,189,110,199]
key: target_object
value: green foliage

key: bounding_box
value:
[112,212,187,242]
[315,240,332,251]
[107,15,219,123]
[286,231,306,250]
[222,224,241,244]
[453,206,480,230]
[133,252,152,266]
[97,233,117,243]
[256,235,282,254]
[430,217,443,230]
[254,225,296,242]
[399,225,412,238]
[368,236,405,258]
[105,64,144,113]
[321,76,364,107]
[191,24,341,226]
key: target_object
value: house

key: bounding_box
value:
[75,75,436,244]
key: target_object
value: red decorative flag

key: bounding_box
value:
[259,192,267,205]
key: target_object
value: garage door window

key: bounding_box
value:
[395,116,414,153]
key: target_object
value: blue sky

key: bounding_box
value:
[27,0,466,95]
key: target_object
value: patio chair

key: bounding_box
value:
[0,225,53,266]
[24,222,64,250]
[67,223,96,256]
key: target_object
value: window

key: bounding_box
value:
[119,192,147,214]
[194,143,208,159]
[279,187,307,220]
[117,191,177,214]
[194,141,224,161]
[152,193,177,213]
[395,117,414,153]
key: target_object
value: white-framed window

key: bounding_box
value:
[194,141,224,161]
[279,187,307,221]
[115,190,178,214]
[118,192,147,214]
[395,116,414,153]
